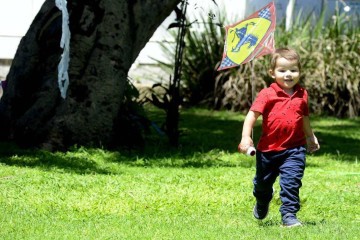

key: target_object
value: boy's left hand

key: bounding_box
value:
[306,135,320,153]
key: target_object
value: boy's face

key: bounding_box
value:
[269,57,300,92]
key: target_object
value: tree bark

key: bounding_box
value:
[0,0,180,151]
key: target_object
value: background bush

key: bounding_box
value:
[147,6,360,118]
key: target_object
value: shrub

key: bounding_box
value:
[147,5,360,118]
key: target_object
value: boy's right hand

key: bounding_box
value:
[306,134,320,153]
[238,136,254,154]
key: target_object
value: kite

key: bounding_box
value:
[217,2,276,71]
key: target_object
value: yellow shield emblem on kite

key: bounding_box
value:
[226,18,271,64]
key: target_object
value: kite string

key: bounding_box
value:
[250,60,256,140]
[55,0,70,99]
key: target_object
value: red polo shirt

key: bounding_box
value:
[250,83,309,152]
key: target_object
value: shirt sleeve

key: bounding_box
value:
[250,89,268,114]
[302,89,309,116]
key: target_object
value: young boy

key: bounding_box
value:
[238,47,320,227]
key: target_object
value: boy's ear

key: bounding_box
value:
[268,69,275,78]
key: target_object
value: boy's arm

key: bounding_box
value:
[238,110,261,154]
[303,116,320,153]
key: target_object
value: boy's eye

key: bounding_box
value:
[277,69,298,73]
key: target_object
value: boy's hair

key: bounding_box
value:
[270,47,301,71]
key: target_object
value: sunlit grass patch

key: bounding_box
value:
[0,109,359,239]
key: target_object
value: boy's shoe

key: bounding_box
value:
[253,202,269,220]
[282,213,302,227]
[253,188,274,220]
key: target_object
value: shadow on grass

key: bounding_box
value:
[314,128,360,161]
[137,112,262,158]
[0,142,116,175]
[258,219,324,227]
[0,111,358,172]
[135,112,360,163]
[258,219,280,227]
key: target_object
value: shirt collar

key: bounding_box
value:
[270,82,302,96]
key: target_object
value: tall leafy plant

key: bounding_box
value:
[289,4,360,117]
[215,4,360,117]
[145,2,360,118]
[149,5,227,107]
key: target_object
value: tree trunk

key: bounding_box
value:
[0,0,180,151]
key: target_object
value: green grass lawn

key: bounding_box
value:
[0,108,359,239]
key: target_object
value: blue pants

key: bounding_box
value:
[253,146,306,216]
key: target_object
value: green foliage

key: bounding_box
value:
[150,5,360,117]
[180,16,225,106]
[275,7,360,118]
[0,109,359,239]
[152,11,227,107]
